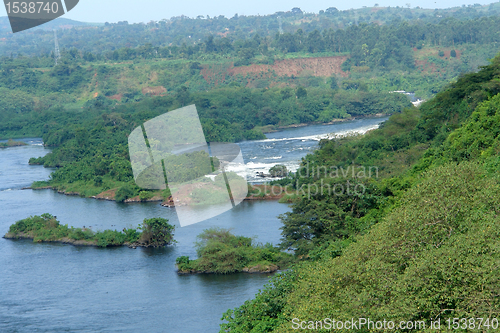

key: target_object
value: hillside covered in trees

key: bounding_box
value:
[221,52,500,332]
[1,2,500,56]
[1,2,500,330]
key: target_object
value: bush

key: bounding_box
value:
[69,227,94,240]
[176,256,191,265]
[438,50,445,57]
[139,190,153,201]
[94,230,126,247]
[123,228,141,243]
[176,228,293,274]
[269,164,288,177]
[450,49,457,57]
[115,184,136,202]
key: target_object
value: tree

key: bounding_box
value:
[306,30,324,53]
[176,86,190,106]
[326,7,339,15]
[296,86,307,99]
[329,76,339,90]
[138,217,175,247]
[450,49,457,57]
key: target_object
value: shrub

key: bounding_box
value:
[176,256,191,265]
[176,228,293,274]
[68,227,94,240]
[269,164,288,177]
[123,228,140,243]
[139,190,153,201]
[115,184,136,202]
[94,230,126,247]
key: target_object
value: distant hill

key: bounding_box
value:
[0,2,499,57]
[0,16,98,32]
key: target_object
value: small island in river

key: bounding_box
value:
[0,139,27,148]
[176,228,293,274]
[3,214,175,248]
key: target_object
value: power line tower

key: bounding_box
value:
[278,16,283,34]
[53,30,61,66]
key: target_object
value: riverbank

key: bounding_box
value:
[27,184,290,205]
[255,113,391,133]
[24,116,388,206]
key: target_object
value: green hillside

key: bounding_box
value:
[220,54,500,332]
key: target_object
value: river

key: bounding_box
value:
[0,117,387,333]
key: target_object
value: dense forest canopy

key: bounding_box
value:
[1,2,500,56]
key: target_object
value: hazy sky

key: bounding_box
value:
[1,0,498,23]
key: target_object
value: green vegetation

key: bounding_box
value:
[269,165,288,177]
[220,53,500,331]
[2,3,500,57]
[4,214,175,248]
[176,228,293,274]
[12,85,409,199]
[0,139,27,148]
[1,3,500,327]
[1,4,499,197]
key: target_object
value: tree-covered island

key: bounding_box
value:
[3,214,175,248]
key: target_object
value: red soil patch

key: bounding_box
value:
[230,56,349,78]
[413,48,461,75]
[94,189,117,200]
[201,56,349,86]
[107,93,123,101]
[142,86,167,96]
[415,59,438,74]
